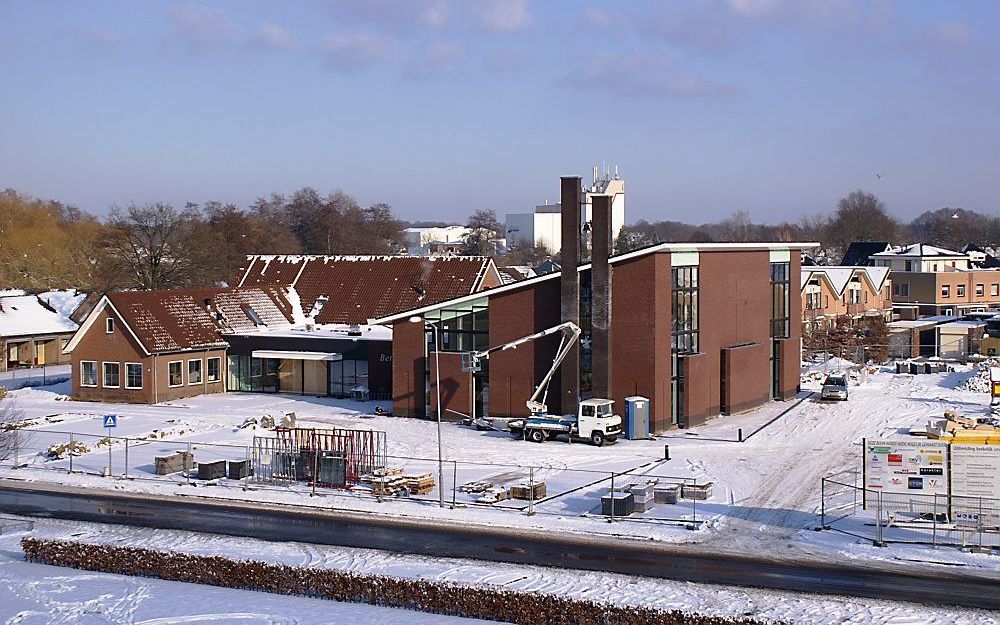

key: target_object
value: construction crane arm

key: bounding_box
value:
[467,321,581,415]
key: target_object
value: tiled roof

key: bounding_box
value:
[106,286,293,353]
[235,255,496,324]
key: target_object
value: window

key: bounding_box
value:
[976,284,985,297]
[102,362,120,387]
[905,260,913,271]
[992,284,999,297]
[188,359,202,385]
[80,361,97,387]
[330,359,369,396]
[207,357,221,383]
[805,292,821,310]
[956,285,966,297]
[266,358,278,376]
[168,361,183,387]
[251,358,263,378]
[898,283,909,297]
[60,339,70,351]
[770,262,790,338]
[425,297,489,353]
[125,363,143,389]
[672,266,699,353]
[105,317,114,333]
[942,285,950,298]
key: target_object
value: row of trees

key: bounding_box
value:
[1,188,406,292]
[618,190,1000,263]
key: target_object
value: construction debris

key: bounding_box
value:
[509,481,546,500]
[45,440,88,460]
[154,451,194,475]
[403,472,435,495]
[957,359,1000,393]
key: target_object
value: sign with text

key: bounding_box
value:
[863,438,949,510]
[951,444,1000,501]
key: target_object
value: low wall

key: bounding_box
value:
[21,538,779,625]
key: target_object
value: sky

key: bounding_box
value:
[1,0,998,225]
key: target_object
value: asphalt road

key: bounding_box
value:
[1,479,997,610]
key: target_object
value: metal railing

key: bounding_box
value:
[820,470,999,551]
[1,428,707,527]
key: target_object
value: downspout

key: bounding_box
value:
[152,353,158,404]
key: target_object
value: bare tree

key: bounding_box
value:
[827,190,899,258]
[461,209,502,256]
[102,203,203,290]
[0,396,25,462]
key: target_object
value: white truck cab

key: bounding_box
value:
[510,398,623,447]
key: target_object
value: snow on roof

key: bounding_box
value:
[872,243,967,258]
[37,289,88,322]
[229,322,392,342]
[0,295,79,338]
[235,254,496,325]
[800,266,890,295]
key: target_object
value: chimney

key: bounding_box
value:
[591,194,612,399]
[559,177,582,414]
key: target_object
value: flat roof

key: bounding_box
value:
[251,350,343,361]
[227,323,392,342]
[370,241,820,324]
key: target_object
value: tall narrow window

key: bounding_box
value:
[770,262,790,338]
[168,361,183,387]
[125,363,143,389]
[102,362,120,388]
[671,266,699,353]
[81,361,98,387]
[188,359,202,385]
[105,317,114,333]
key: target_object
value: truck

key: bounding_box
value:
[461,323,622,447]
[508,398,622,447]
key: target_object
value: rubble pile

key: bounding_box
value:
[957,359,1000,393]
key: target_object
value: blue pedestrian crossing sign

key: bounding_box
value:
[103,414,118,428]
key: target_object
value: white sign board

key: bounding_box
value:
[863,438,949,510]
[950,444,1000,501]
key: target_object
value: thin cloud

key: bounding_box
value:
[565,52,739,98]
[325,0,450,30]
[83,26,123,48]
[247,23,299,52]
[164,3,239,52]
[913,20,974,50]
[405,41,464,80]
[477,0,533,33]
[317,32,394,72]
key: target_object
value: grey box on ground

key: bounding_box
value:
[682,483,713,500]
[197,460,226,480]
[227,459,252,480]
[155,451,194,475]
[654,484,681,504]
[601,492,634,516]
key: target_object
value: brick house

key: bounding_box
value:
[0,291,86,371]
[65,255,501,403]
[801,266,892,333]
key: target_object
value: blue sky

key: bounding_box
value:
[1,0,997,224]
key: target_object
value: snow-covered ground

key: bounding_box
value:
[0,516,993,625]
[2,363,999,571]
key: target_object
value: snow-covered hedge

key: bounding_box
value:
[22,538,782,625]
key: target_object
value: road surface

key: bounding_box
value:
[0,479,996,610]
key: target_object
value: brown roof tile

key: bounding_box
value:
[107,286,293,353]
[236,255,495,324]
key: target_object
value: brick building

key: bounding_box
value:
[374,178,816,432]
[801,266,892,333]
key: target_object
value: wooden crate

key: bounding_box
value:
[509,481,546,500]
[154,451,193,475]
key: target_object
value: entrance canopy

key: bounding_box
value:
[251,350,343,361]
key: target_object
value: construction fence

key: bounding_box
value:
[820,469,999,551]
[1,428,707,527]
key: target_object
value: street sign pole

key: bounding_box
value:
[103,414,117,476]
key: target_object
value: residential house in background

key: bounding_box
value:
[840,241,891,267]
[801,266,892,333]
[0,290,86,371]
[870,244,1000,318]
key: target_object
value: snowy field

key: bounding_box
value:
[2,362,1000,571]
[0,516,994,625]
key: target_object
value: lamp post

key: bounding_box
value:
[411,316,445,508]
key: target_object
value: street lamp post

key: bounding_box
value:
[411,316,445,508]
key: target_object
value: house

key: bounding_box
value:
[65,255,502,403]
[64,287,294,403]
[0,290,86,370]
[373,177,817,432]
[840,241,891,267]
[801,266,892,333]
[870,244,1000,318]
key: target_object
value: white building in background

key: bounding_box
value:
[402,225,471,254]
[505,165,625,253]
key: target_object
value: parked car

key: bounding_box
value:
[821,374,849,401]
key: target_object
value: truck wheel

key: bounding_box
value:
[591,431,605,447]
[529,429,545,443]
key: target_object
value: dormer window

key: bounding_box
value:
[105,317,114,333]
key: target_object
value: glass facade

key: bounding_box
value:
[329,359,368,396]
[672,266,699,353]
[423,297,490,418]
[770,262,791,338]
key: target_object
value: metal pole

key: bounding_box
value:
[609,472,615,523]
[932,492,937,547]
[107,427,112,477]
[69,433,74,474]
[186,442,192,484]
[452,460,457,508]
[821,477,826,529]
[528,466,535,516]
[124,438,129,479]
[12,427,18,468]
[311,450,318,497]
[433,323,444,508]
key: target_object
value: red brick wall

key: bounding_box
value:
[391,320,426,418]
[776,337,801,400]
[488,279,562,417]
[683,352,712,426]
[428,352,472,421]
[723,342,771,414]
[610,252,672,432]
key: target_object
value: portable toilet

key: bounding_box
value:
[624,396,650,440]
